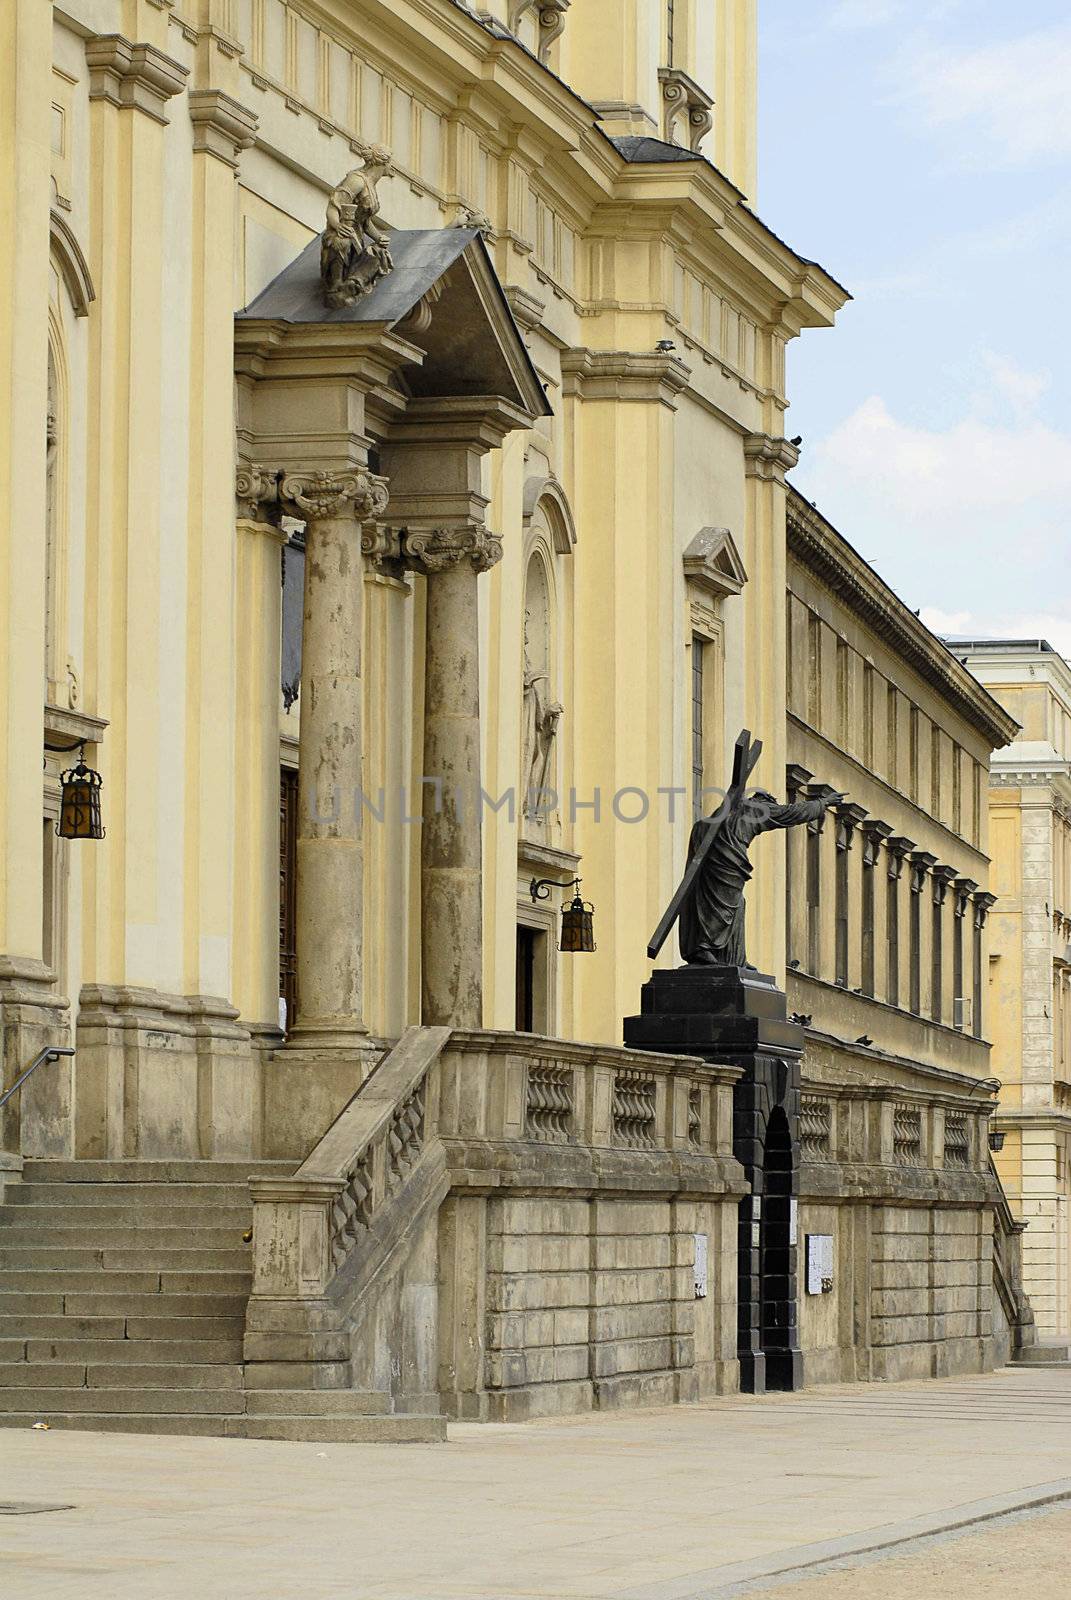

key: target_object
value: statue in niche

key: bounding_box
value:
[522,667,563,818]
[648,729,843,969]
[320,145,394,308]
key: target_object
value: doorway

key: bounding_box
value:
[515,925,548,1033]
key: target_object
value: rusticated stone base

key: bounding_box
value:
[0,957,71,1159]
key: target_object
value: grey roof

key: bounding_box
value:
[238,228,478,325]
[610,135,702,165]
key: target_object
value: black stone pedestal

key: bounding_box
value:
[624,966,804,1395]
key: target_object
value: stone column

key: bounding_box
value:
[407,525,502,1028]
[279,469,388,1054]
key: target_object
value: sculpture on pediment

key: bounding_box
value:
[320,145,394,309]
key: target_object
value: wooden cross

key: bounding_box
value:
[646,728,763,960]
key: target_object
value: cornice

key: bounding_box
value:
[787,488,1019,752]
[85,35,189,123]
[744,433,799,482]
[188,90,259,168]
[559,348,691,405]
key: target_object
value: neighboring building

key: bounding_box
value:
[0,0,1030,1435]
[958,639,1071,1340]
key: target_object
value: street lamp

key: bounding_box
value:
[530,876,596,953]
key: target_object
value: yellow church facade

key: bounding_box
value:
[0,0,1038,1433]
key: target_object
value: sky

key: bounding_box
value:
[757,0,1071,655]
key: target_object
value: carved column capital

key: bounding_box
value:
[86,35,189,124]
[279,469,389,523]
[235,462,279,522]
[188,90,258,169]
[404,524,503,575]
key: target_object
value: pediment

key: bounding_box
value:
[237,228,549,422]
[682,526,748,598]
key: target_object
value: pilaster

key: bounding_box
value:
[743,434,798,981]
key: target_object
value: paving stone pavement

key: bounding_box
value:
[1,1368,1069,1600]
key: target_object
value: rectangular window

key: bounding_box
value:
[807,612,821,727]
[931,724,942,818]
[973,913,983,1039]
[909,872,922,1016]
[931,894,943,1024]
[953,898,964,1021]
[887,857,900,1008]
[279,766,298,1032]
[952,744,962,834]
[909,707,920,803]
[836,638,850,746]
[862,840,876,997]
[862,662,875,768]
[691,635,705,822]
[835,828,849,988]
[886,684,898,786]
[807,824,821,974]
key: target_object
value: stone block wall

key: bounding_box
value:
[868,1205,991,1379]
[481,1195,733,1419]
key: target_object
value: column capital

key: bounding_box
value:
[188,89,258,169]
[834,800,867,849]
[885,835,915,879]
[953,876,979,917]
[931,862,957,904]
[743,433,799,482]
[279,469,388,523]
[86,36,189,123]
[404,524,503,576]
[235,462,279,522]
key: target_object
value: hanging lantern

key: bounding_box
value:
[530,875,596,953]
[559,881,595,953]
[57,747,105,840]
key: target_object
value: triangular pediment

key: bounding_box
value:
[237,228,549,421]
[683,526,748,598]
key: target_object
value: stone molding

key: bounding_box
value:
[278,469,389,523]
[188,89,258,168]
[504,283,546,333]
[787,488,1019,750]
[743,433,799,482]
[682,526,748,599]
[50,211,95,318]
[658,66,714,151]
[77,983,246,1040]
[85,36,189,124]
[508,0,570,63]
[404,523,502,575]
[521,472,577,553]
[560,349,691,406]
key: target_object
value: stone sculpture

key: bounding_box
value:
[320,145,394,308]
[648,728,842,968]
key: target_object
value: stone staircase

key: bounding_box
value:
[0,1160,444,1441]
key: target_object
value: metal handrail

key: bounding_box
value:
[0,1047,75,1111]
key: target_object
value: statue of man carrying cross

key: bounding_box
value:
[648,730,843,969]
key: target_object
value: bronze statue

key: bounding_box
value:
[648,729,842,968]
[320,146,394,308]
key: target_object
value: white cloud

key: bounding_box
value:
[801,392,1071,636]
[827,0,904,28]
[921,606,1071,661]
[896,24,1071,167]
[814,394,1071,517]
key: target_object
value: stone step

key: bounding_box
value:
[24,1338,242,1365]
[0,1246,252,1272]
[0,1270,164,1293]
[20,1160,289,1184]
[124,1316,245,1342]
[0,1315,127,1341]
[6,1184,254,1208]
[0,1226,251,1250]
[0,1411,233,1437]
[231,1414,446,1443]
[160,1272,251,1295]
[84,1364,245,1390]
[0,1362,86,1386]
[0,1291,66,1316]
[1011,1341,1071,1365]
[62,1291,247,1318]
[0,1387,243,1414]
[0,1340,29,1361]
[1,1205,252,1229]
[244,1389,391,1416]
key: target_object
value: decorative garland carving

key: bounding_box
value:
[404,524,503,574]
[279,469,389,523]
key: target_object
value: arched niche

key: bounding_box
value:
[522,472,577,555]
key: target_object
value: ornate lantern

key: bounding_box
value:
[530,876,596,953]
[57,746,105,840]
